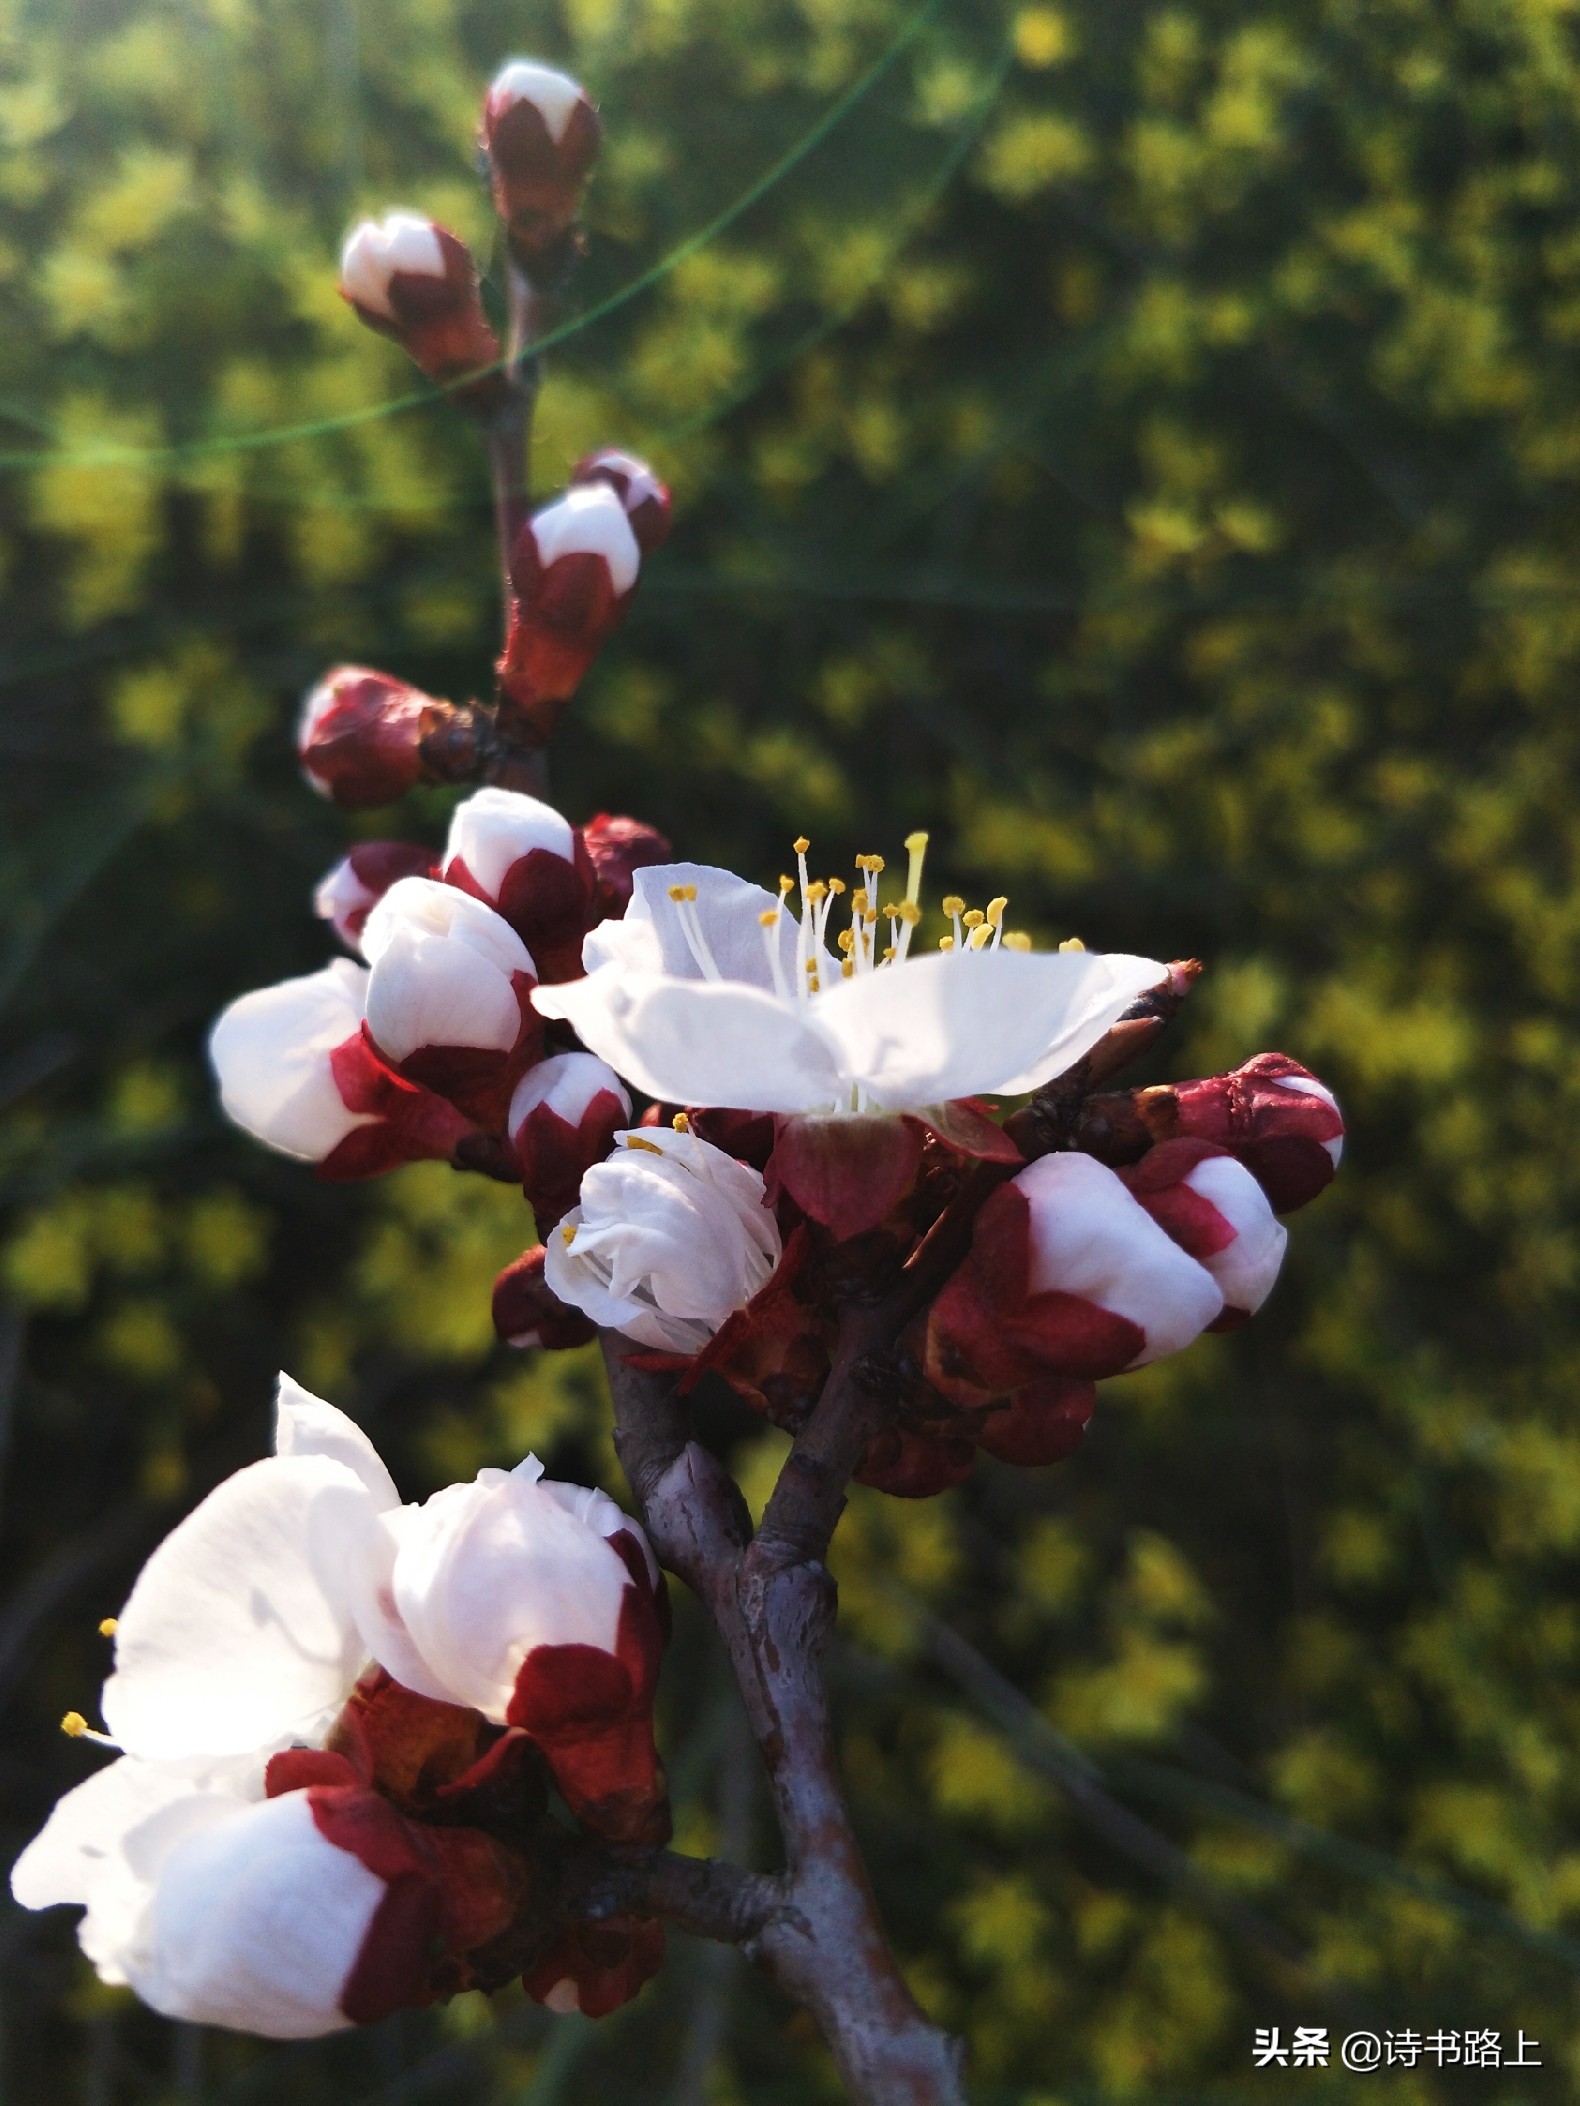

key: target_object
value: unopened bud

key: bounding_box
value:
[1120,1139,1287,1327]
[509,1052,631,1228]
[339,214,508,412]
[1141,1052,1344,1213]
[482,60,601,273]
[314,842,437,955]
[443,787,594,982]
[571,449,672,553]
[578,812,673,921]
[298,668,440,809]
[497,484,642,731]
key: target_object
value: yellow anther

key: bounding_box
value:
[759,909,779,927]
[968,923,995,950]
[939,935,956,951]
[904,829,929,854]
[671,1111,691,1132]
[867,855,886,874]
[852,889,869,914]
[841,960,855,978]
[667,884,688,901]
[805,957,818,974]
[624,1135,664,1153]
[941,895,965,917]
[807,973,821,993]
[686,884,699,901]
[895,901,923,927]
[1002,931,1033,952]
[880,902,899,921]
[826,877,847,896]
[837,930,855,953]
[806,881,827,904]
[793,836,811,855]
[98,1618,118,1638]
[560,1224,578,1244]
[963,909,986,929]
[1059,936,1086,953]
[61,1712,89,1739]
[986,897,1008,928]
[862,906,878,924]
[779,875,794,895]
[883,944,897,962]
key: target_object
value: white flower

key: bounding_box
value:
[533,852,1166,1118]
[339,211,444,321]
[545,1126,781,1352]
[361,877,536,1064]
[208,960,374,1162]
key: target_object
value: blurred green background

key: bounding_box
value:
[4,0,1580,2097]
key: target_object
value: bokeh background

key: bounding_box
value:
[3,0,1579,2097]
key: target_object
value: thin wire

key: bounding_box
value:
[0,0,948,478]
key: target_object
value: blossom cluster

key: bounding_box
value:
[12,1380,667,2033]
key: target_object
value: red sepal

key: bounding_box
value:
[492,1245,597,1349]
[390,972,544,1131]
[915,1098,1024,1163]
[522,1913,664,2019]
[342,225,508,410]
[499,534,630,717]
[484,93,601,269]
[1119,1137,1237,1259]
[769,1113,925,1240]
[319,1029,478,1180]
[578,812,672,922]
[445,836,596,985]
[513,1085,628,1228]
[855,1425,975,1499]
[976,1377,1096,1465]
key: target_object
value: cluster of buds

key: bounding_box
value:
[11,1382,668,2033]
[210,786,668,1192]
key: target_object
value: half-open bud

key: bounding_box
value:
[315,842,437,955]
[509,1053,631,1227]
[927,1150,1224,1402]
[545,1126,782,1355]
[1156,1053,1344,1212]
[209,960,474,1178]
[339,213,507,410]
[362,879,542,1128]
[492,1244,597,1349]
[498,484,642,728]
[578,812,673,921]
[571,449,671,553]
[1120,1138,1288,1328]
[443,787,594,981]
[298,667,441,809]
[380,1459,668,1842]
[482,60,601,271]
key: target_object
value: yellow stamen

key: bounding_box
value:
[793,836,811,855]
[61,1712,89,1738]
[895,901,923,927]
[939,935,956,951]
[779,875,794,896]
[671,1111,691,1132]
[806,880,827,905]
[941,895,965,918]
[852,889,869,915]
[560,1224,577,1244]
[805,958,818,974]
[826,877,847,896]
[841,960,854,977]
[883,944,897,961]
[759,909,779,927]
[968,924,994,950]
[903,830,929,908]
[986,897,1007,929]
[1003,931,1033,952]
[667,883,687,901]
[963,909,986,929]
[98,1618,118,1638]
[624,1135,664,1153]
[1059,936,1086,953]
[837,930,855,953]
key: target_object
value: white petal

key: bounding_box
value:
[387,1474,632,1719]
[983,951,1171,1095]
[274,1375,400,1512]
[102,1457,377,1761]
[129,1792,373,2037]
[1184,1155,1288,1313]
[361,878,534,975]
[1282,1073,1345,1165]
[530,485,640,594]
[508,1050,629,1133]
[444,787,576,899]
[208,961,375,1160]
[489,58,586,143]
[534,969,838,1111]
[365,924,522,1060]
[339,211,444,318]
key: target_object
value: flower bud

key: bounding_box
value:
[339,213,508,410]
[381,1458,668,1842]
[578,811,673,921]
[545,1126,782,1355]
[509,1052,631,1227]
[1139,1052,1344,1212]
[498,484,642,725]
[1120,1138,1287,1327]
[492,1244,597,1349]
[298,667,442,809]
[927,1151,1223,1401]
[442,787,594,981]
[482,60,601,271]
[361,878,542,1128]
[315,841,437,955]
[209,960,473,1178]
[571,448,671,553]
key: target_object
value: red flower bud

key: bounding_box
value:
[314,842,437,953]
[339,215,508,412]
[492,1244,596,1349]
[571,449,672,553]
[508,1052,631,1228]
[482,61,601,271]
[1119,1137,1287,1327]
[1148,1052,1344,1213]
[578,812,673,921]
[498,485,642,727]
[298,667,444,809]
